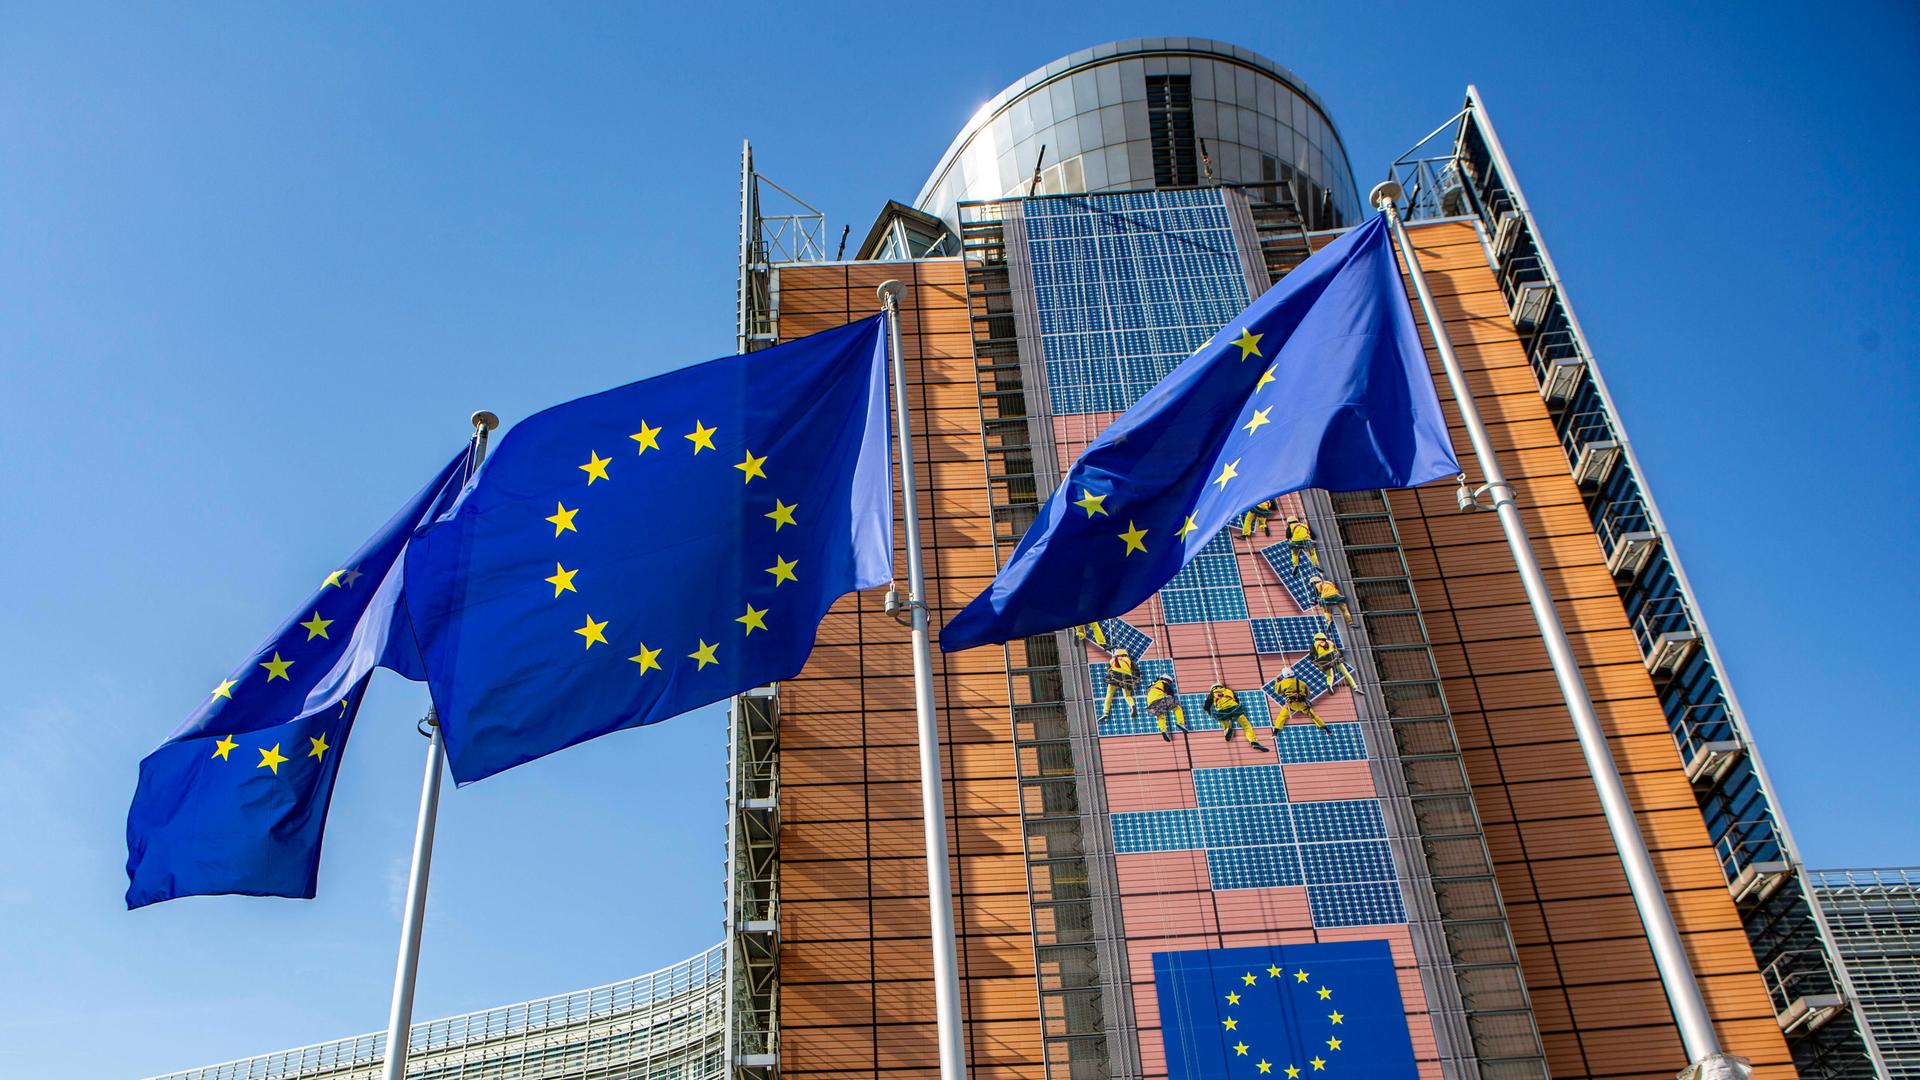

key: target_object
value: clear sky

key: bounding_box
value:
[2,3,1915,1077]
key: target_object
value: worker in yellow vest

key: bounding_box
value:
[1205,684,1271,752]
[1272,667,1325,729]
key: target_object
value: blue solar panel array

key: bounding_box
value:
[1115,771,1403,919]
[1257,540,1321,610]
[1160,531,1249,624]
[1251,616,1343,656]
[1024,191,1252,417]
[1080,615,1154,660]
[1264,664,1334,705]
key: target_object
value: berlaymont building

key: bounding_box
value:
[153,37,1914,1080]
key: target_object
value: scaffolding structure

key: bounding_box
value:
[1811,869,1920,1078]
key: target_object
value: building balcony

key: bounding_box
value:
[1529,328,1586,404]
[1762,949,1848,1037]
[1595,499,1658,581]
[1631,595,1699,679]
[1671,704,1746,789]
[1492,207,1525,257]
[1498,253,1554,332]
[1560,410,1622,488]
[1718,824,1792,906]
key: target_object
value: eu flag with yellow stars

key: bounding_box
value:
[941,214,1457,651]
[403,316,892,784]
[125,449,472,909]
[1154,941,1419,1079]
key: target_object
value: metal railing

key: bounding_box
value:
[1558,408,1616,461]
[148,944,729,1080]
[1630,594,1695,658]
[1671,702,1740,763]
[1763,948,1845,1016]
[1594,499,1655,563]
[1716,820,1788,883]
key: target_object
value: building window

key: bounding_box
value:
[1145,74,1199,188]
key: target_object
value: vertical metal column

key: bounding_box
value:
[878,281,969,1080]
[379,410,497,1080]
[1372,182,1748,1080]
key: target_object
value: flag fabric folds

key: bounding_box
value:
[125,450,471,909]
[1154,940,1419,1079]
[404,316,894,784]
[940,214,1457,652]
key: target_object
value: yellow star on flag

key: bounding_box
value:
[685,420,717,454]
[630,420,661,454]
[257,743,287,774]
[1232,327,1264,359]
[1213,459,1241,489]
[1311,1058,1326,1072]
[260,652,293,681]
[1177,515,1199,541]
[1317,987,1332,1000]
[1295,969,1310,983]
[1243,406,1273,435]
[547,502,579,536]
[1286,1067,1301,1079]
[323,569,347,588]
[689,640,719,670]
[1326,1037,1342,1051]
[1257,1063,1272,1076]
[1242,972,1258,986]
[629,643,662,674]
[211,678,237,701]
[575,615,608,649]
[734,450,767,484]
[211,734,237,761]
[766,499,797,530]
[1074,489,1109,517]
[737,604,768,635]
[546,563,579,597]
[299,611,333,640]
[1118,521,1148,556]
[1267,964,1283,978]
[1222,1017,1238,1031]
[1256,365,1278,392]
[1328,1010,1343,1024]
[1225,991,1241,1005]
[579,451,611,484]
[766,555,798,586]
[308,734,330,761]
[1234,1042,1249,1057]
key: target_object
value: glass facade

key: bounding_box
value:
[1812,870,1920,1078]
[146,945,728,1080]
[915,39,1360,231]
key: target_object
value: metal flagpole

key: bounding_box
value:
[878,281,969,1080]
[1372,183,1748,1080]
[379,410,499,1080]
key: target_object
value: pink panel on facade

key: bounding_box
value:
[1181,733,1292,769]
[1121,890,1220,938]
[1162,622,1216,660]
[1211,887,1314,932]
[1099,734,1202,776]
[1104,770,1195,812]
[1115,850,1212,894]
[1282,761,1378,801]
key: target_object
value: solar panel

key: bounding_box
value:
[1200,804,1295,848]
[1112,808,1204,854]
[1160,530,1249,624]
[1306,882,1407,927]
[1250,616,1343,656]
[1078,615,1154,660]
[1194,764,1287,807]
[1262,663,1334,707]
[1206,845,1303,890]
[1257,540,1320,610]
[1291,800,1388,843]
[1273,724,1368,764]
[1299,840,1398,886]
[1091,658,1176,736]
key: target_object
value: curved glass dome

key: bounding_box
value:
[915,38,1359,229]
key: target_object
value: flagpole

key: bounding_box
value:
[1373,183,1745,1078]
[379,410,498,1080]
[878,281,969,1080]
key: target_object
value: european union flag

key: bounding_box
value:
[404,317,893,784]
[126,450,471,908]
[941,214,1457,651]
[1155,941,1419,1079]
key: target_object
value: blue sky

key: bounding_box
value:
[2,3,1915,1077]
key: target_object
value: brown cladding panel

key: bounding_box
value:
[1390,221,1791,1075]
[773,263,1043,1078]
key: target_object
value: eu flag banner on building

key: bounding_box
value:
[1155,941,1419,1079]
[125,450,471,909]
[941,214,1456,651]
[404,317,893,784]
